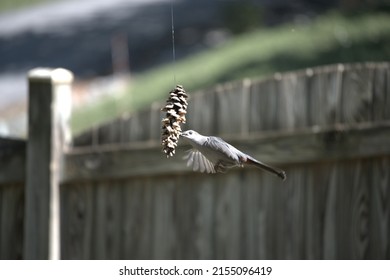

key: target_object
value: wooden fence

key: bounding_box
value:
[1,62,389,259]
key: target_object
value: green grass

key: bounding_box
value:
[71,12,390,134]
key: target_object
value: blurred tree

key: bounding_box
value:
[340,0,390,14]
[222,0,264,34]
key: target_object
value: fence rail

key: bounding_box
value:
[0,62,389,259]
[64,121,390,182]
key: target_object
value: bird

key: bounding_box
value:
[180,130,286,180]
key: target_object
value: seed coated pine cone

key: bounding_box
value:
[161,85,188,157]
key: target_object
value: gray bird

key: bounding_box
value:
[181,130,286,180]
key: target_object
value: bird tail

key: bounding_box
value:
[246,157,286,181]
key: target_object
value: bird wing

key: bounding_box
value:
[205,136,241,162]
[183,149,215,173]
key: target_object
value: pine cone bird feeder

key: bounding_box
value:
[161,85,188,157]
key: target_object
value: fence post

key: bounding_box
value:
[24,68,73,260]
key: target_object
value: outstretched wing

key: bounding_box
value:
[183,149,215,173]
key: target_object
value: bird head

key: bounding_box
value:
[181,130,198,139]
[181,130,206,145]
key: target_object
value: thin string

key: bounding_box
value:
[171,1,177,85]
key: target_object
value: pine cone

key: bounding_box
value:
[161,85,188,157]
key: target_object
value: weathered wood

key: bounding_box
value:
[2,63,390,261]
[0,138,26,184]
[59,155,390,260]
[24,68,73,260]
[64,122,390,182]
[0,184,24,259]
[368,157,390,259]
[59,62,390,260]
[240,171,259,259]
[214,173,241,259]
[122,178,154,259]
[283,166,306,259]
[304,163,328,259]
[185,86,218,134]
[323,163,339,259]
[171,175,196,259]
[215,81,247,135]
[151,177,176,259]
[191,175,215,259]
[58,62,390,260]
[72,62,390,147]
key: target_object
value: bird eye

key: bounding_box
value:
[189,131,192,135]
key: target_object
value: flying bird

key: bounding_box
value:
[181,130,286,180]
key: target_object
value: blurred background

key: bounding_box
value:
[0,0,389,136]
[0,0,389,260]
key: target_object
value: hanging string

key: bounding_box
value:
[171,1,177,85]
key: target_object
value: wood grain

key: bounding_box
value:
[64,122,390,182]
[0,184,24,259]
